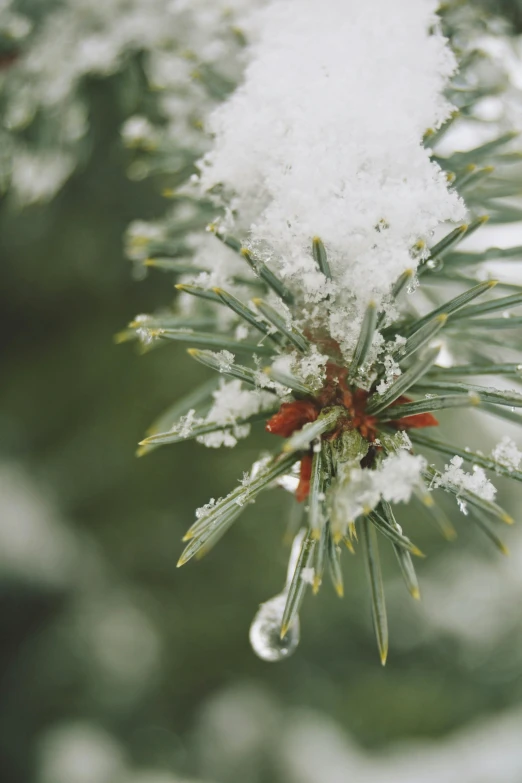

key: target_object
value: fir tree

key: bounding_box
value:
[127,0,522,664]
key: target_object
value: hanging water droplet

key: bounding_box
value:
[249,593,300,662]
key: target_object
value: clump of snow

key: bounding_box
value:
[198,0,466,347]
[291,346,329,391]
[197,379,275,448]
[121,115,159,149]
[375,452,428,504]
[492,436,522,472]
[329,452,426,531]
[300,567,315,585]
[10,151,74,205]
[436,456,497,501]
[270,355,294,376]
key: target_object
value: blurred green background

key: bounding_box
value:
[2,10,522,783]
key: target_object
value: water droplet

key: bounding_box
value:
[426,257,444,271]
[249,593,300,662]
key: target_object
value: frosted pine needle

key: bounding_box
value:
[127,0,522,664]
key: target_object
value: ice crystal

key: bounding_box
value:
[214,350,235,372]
[492,436,522,472]
[376,342,403,395]
[437,456,497,502]
[175,410,200,439]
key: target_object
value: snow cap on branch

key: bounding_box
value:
[330,451,427,532]
[199,0,466,340]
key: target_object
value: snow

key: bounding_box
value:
[214,350,236,372]
[164,374,277,450]
[376,453,428,504]
[290,347,329,391]
[195,497,217,520]
[376,337,405,394]
[174,409,199,439]
[198,0,466,353]
[121,116,159,149]
[330,452,426,531]
[1,0,259,202]
[492,436,522,472]
[436,456,497,501]
[10,151,74,205]
[300,567,315,585]
[189,231,253,287]
[197,379,274,448]
[125,220,168,262]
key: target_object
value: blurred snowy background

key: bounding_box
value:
[1,1,522,781]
